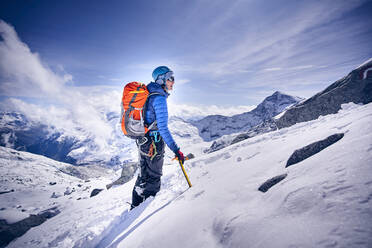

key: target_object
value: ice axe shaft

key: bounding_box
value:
[176,159,192,188]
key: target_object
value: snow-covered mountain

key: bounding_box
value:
[0,111,137,167]
[277,58,372,128]
[3,101,371,248]
[193,91,303,141]
[204,59,372,154]
[0,112,79,164]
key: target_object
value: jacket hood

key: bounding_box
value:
[147,82,169,97]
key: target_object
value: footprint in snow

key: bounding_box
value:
[193,190,205,199]
[282,187,322,214]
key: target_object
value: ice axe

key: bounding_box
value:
[173,154,193,188]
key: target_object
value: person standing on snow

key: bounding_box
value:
[131,66,184,209]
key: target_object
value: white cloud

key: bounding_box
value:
[289,65,314,70]
[168,103,256,120]
[176,79,190,85]
[0,20,113,150]
[0,21,72,96]
[264,67,282,71]
[98,75,123,82]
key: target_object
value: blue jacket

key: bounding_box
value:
[145,82,179,153]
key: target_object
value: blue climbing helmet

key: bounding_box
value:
[152,66,174,85]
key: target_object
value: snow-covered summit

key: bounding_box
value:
[252,91,303,119]
[193,91,303,141]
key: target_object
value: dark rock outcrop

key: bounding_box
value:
[258,174,288,193]
[231,119,278,145]
[106,162,138,190]
[276,60,372,129]
[204,119,278,154]
[90,188,104,197]
[286,133,344,168]
[0,189,14,195]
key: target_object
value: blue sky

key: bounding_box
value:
[1,0,372,107]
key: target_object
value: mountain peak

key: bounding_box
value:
[193,91,303,141]
[272,90,284,96]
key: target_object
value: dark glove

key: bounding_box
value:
[175,149,185,164]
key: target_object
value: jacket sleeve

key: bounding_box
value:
[152,95,179,153]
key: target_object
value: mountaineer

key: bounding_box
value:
[130,66,184,209]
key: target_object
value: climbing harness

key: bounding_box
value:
[136,133,159,160]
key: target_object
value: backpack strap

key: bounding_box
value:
[144,92,161,130]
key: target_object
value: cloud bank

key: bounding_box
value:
[0,20,113,149]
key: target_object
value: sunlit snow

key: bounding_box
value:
[2,102,371,248]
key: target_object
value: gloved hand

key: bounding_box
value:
[175,149,185,164]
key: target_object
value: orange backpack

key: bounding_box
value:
[120,82,158,139]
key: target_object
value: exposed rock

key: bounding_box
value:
[231,119,278,145]
[258,174,288,193]
[0,189,14,195]
[51,192,62,198]
[90,188,104,197]
[49,182,57,185]
[64,187,75,196]
[106,162,138,190]
[276,60,372,129]
[286,133,344,168]
[204,137,233,154]
[205,119,278,154]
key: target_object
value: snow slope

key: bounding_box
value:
[6,102,372,247]
[0,147,118,226]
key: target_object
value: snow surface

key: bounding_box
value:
[4,102,372,248]
[0,147,119,226]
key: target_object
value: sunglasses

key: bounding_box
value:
[167,76,175,82]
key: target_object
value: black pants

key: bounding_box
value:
[131,133,165,209]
